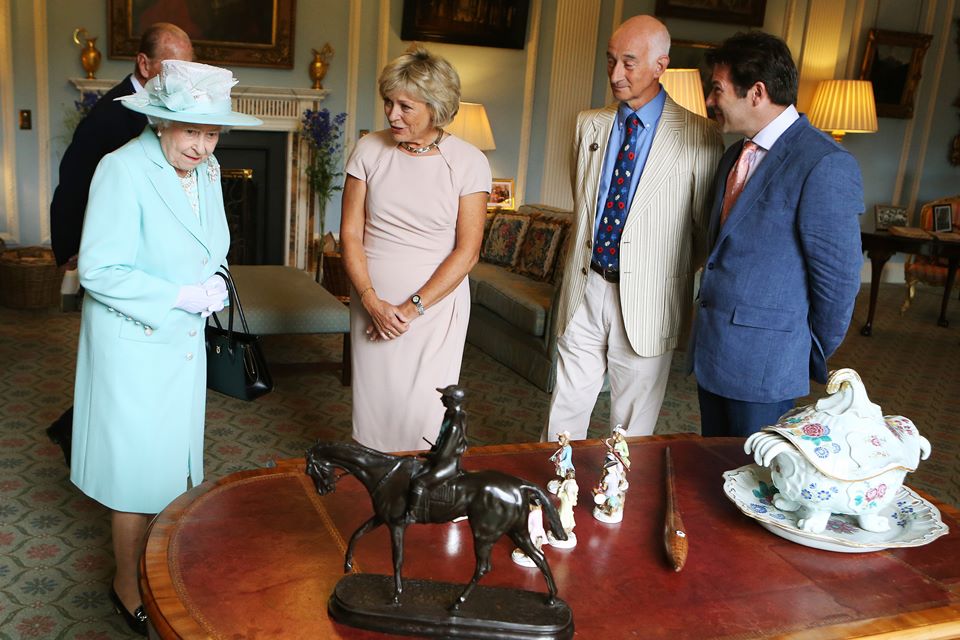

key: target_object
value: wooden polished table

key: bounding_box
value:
[140,435,960,639]
[860,230,960,335]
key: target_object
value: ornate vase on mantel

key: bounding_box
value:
[309,44,334,90]
[73,28,101,80]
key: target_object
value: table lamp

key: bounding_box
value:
[447,102,496,150]
[807,80,878,143]
[660,69,707,118]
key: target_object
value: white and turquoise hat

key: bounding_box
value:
[118,60,262,127]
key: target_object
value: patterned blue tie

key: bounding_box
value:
[595,114,642,271]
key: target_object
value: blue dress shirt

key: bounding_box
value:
[593,87,666,244]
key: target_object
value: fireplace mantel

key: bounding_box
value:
[69,78,329,269]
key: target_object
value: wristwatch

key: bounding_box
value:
[411,294,425,316]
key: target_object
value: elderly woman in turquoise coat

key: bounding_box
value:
[71,60,260,636]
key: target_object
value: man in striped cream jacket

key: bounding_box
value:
[545,15,722,441]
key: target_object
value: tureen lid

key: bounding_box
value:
[761,369,926,480]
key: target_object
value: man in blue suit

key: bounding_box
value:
[46,23,192,466]
[689,32,864,437]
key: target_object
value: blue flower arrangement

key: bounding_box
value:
[301,108,348,208]
[63,91,102,136]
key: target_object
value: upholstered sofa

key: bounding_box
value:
[466,204,573,392]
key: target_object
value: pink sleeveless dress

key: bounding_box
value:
[345,130,491,452]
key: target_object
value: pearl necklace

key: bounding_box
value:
[398,129,444,155]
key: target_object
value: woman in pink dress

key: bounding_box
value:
[340,46,491,452]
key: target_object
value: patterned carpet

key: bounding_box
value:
[0,283,958,638]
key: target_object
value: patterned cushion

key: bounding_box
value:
[516,219,565,280]
[481,212,532,267]
[550,225,573,286]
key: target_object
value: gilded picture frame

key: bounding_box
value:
[488,178,515,210]
[859,29,932,119]
[401,0,531,50]
[654,0,766,26]
[108,0,296,69]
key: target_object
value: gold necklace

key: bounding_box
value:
[399,129,444,155]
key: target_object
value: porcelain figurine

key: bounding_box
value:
[745,368,931,534]
[605,425,631,473]
[593,460,629,524]
[512,501,548,567]
[549,470,579,548]
[547,431,574,494]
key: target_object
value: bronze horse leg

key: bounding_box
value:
[388,523,408,605]
[344,514,382,573]
[509,528,558,606]
[450,535,496,611]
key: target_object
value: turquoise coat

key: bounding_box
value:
[71,127,229,514]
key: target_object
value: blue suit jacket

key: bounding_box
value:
[690,115,863,403]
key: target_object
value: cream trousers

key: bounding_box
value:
[545,271,672,441]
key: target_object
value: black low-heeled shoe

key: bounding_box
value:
[108,585,148,637]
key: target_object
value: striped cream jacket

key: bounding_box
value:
[555,96,723,358]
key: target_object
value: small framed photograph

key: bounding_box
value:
[874,204,908,231]
[933,204,953,232]
[488,178,515,210]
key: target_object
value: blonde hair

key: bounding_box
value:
[378,45,461,128]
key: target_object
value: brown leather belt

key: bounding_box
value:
[590,261,620,283]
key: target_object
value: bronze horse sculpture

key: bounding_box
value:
[305,440,567,610]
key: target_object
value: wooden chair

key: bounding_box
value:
[902,195,960,315]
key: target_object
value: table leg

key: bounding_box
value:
[861,249,894,337]
[937,256,958,328]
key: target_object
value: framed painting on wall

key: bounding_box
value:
[108,0,296,69]
[401,0,531,50]
[858,29,932,119]
[654,0,766,26]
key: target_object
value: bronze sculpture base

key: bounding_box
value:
[329,574,574,639]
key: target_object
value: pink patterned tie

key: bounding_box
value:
[720,140,760,226]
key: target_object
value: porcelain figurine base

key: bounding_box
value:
[593,507,623,524]
[329,574,574,639]
[548,531,577,548]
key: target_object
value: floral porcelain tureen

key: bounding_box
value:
[743,368,931,535]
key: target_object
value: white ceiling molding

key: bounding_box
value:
[515,0,542,206]
[0,0,17,243]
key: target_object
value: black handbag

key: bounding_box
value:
[205,268,273,400]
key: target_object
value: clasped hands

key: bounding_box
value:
[363,296,413,341]
[175,274,228,318]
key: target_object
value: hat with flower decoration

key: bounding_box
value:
[118,60,261,127]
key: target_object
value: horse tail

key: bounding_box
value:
[524,484,567,542]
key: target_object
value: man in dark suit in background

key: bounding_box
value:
[689,31,864,438]
[46,23,193,464]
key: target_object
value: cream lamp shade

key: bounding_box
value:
[660,69,707,118]
[807,80,878,143]
[447,102,496,151]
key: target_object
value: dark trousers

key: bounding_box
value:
[47,407,73,467]
[697,386,794,438]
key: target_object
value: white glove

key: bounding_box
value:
[175,284,227,317]
[201,274,228,304]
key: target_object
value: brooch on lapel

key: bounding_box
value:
[206,158,220,184]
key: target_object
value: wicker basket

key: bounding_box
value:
[0,246,61,309]
[321,251,351,303]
